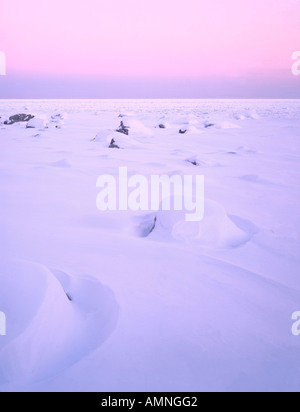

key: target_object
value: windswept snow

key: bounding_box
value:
[0,99,300,392]
[151,199,252,248]
[0,260,119,386]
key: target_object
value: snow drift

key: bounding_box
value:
[0,260,119,386]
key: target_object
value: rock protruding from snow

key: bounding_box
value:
[4,114,35,125]
[179,126,203,135]
[204,122,215,129]
[109,139,120,149]
[93,130,127,149]
[116,117,153,137]
[156,123,171,129]
[116,121,129,136]
[51,113,68,121]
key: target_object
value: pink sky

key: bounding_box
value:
[0,0,299,97]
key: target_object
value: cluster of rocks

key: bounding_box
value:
[50,114,66,129]
[2,113,66,130]
[4,114,35,125]
[92,115,218,150]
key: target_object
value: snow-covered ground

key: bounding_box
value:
[0,99,300,392]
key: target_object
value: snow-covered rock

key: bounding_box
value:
[51,113,68,121]
[93,130,129,149]
[150,199,252,249]
[26,117,48,129]
[116,117,153,137]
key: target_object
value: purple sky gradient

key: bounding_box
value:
[0,0,299,98]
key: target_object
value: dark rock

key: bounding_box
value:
[66,293,73,302]
[149,217,157,235]
[116,121,129,136]
[179,129,187,134]
[204,122,215,129]
[187,159,199,166]
[51,114,64,120]
[137,214,157,237]
[109,139,120,149]
[158,124,166,129]
[140,216,157,237]
[4,114,35,125]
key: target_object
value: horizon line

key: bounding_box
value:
[1,97,300,101]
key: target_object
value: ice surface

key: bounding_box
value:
[0,99,300,392]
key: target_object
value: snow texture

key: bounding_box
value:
[0,99,300,392]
